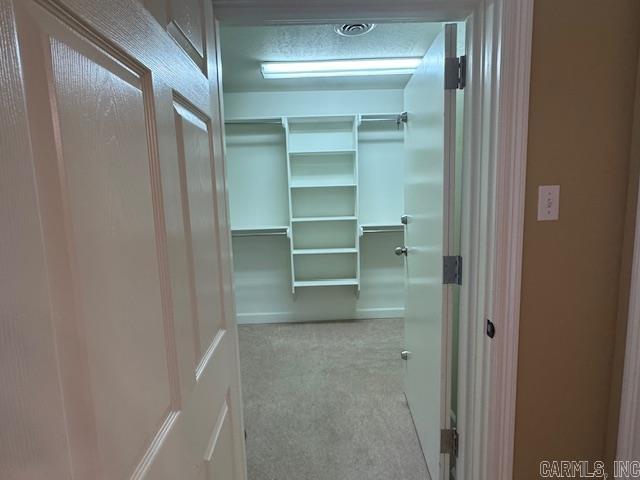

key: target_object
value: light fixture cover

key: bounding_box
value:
[261,58,422,79]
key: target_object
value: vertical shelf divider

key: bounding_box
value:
[283,117,296,295]
[354,115,361,296]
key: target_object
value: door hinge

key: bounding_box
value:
[443,255,462,285]
[441,427,459,457]
[445,55,466,90]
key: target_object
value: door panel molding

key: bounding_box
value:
[31,11,177,477]
[29,0,211,113]
[173,97,226,361]
[166,20,206,73]
[0,0,80,475]
[16,4,182,477]
[2,0,247,478]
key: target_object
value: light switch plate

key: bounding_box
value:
[537,185,560,221]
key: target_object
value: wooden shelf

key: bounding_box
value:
[293,248,357,255]
[293,278,359,288]
[291,216,356,223]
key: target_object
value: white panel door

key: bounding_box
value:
[1,0,245,479]
[403,24,457,480]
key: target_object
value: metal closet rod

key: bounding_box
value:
[232,229,288,237]
[360,118,396,123]
[360,114,403,122]
[233,232,286,237]
[225,118,282,125]
[363,228,403,233]
[224,114,405,125]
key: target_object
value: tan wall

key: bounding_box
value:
[514,1,640,478]
[605,46,640,470]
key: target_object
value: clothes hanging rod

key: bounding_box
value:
[232,231,287,237]
[360,225,404,235]
[225,118,283,125]
[360,116,400,122]
[360,113,407,130]
[360,113,406,122]
[231,227,289,237]
[225,114,406,125]
[362,228,404,233]
[360,118,399,124]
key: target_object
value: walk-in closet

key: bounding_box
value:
[220,21,465,480]
[227,109,406,321]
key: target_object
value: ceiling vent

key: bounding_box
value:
[334,23,376,37]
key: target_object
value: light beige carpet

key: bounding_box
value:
[238,319,428,480]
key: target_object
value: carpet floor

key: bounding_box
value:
[238,318,429,480]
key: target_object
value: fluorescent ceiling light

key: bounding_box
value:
[261,58,422,79]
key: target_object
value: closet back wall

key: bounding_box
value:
[225,90,406,323]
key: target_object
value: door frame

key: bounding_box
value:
[615,52,640,463]
[617,167,640,463]
[212,0,534,478]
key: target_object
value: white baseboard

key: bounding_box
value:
[236,307,404,325]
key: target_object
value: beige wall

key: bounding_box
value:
[514,1,640,478]
[605,45,640,470]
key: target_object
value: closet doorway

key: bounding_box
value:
[220,20,466,480]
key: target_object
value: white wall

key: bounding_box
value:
[225,89,406,324]
[224,89,403,119]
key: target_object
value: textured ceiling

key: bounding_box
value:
[220,23,442,93]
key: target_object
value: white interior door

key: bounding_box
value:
[403,24,457,480]
[1,1,245,478]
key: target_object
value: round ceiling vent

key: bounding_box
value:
[334,23,376,37]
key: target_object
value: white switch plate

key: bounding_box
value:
[537,185,560,221]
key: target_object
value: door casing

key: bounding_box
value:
[213,1,534,479]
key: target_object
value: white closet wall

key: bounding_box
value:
[225,90,406,323]
[225,89,402,119]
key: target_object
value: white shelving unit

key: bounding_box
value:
[285,115,360,293]
[226,113,405,297]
